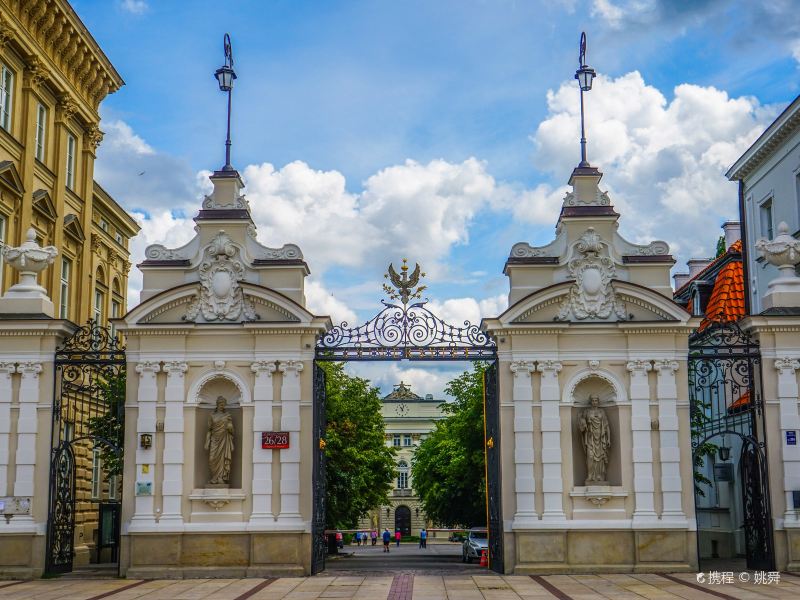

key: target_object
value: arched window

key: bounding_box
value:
[397,460,409,489]
[94,267,107,325]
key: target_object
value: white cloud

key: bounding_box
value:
[120,0,148,15]
[304,280,358,325]
[345,361,465,400]
[530,71,774,261]
[426,294,508,328]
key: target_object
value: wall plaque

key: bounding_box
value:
[787,431,797,446]
[262,431,290,449]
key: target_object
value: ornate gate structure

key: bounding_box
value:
[45,322,126,575]
[688,322,774,570]
[314,260,502,573]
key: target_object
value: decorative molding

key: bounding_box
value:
[0,362,16,378]
[202,191,250,211]
[279,360,304,376]
[90,233,102,255]
[16,362,42,378]
[653,360,679,373]
[510,360,535,376]
[144,244,187,261]
[135,361,161,377]
[213,360,226,372]
[56,93,78,123]
[253,244,304,261]
[588,360,600,372]
[86,124,104,152]
[537,360,562,374]
[251,361,278,376]
[23,55,48,88]
[564,188,611,207]
[626,359,653,374]
[775,357,800,375]
[163,361,188,377]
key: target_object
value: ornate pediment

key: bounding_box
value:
[183,231,257,323]
[0,160,24,196]
[32,189,57,221]
[63,214,85,242]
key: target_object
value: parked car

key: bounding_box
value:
[461,528,488,563]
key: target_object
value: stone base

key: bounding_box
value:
[762,285,800,310]
[0,532,43,579]
[0,296,53,317]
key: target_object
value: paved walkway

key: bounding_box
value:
[1,572,800,600]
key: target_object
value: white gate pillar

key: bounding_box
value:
[278,360,303,524]
[161,361,187,525]
[775,357,800,525]
[538,360,565,521]
[131,361,160,528]
[511,361,536,525]
[654,360,686,522]
[0,363,15,497]
[627,359,656,523]
[250,360,277,525]
[13,362,42,516]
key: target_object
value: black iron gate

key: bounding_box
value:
[46,321,126,575]
[483,361,503,573]
[311,362,327,575]
[313,260,503,572]
[688,322,774,571]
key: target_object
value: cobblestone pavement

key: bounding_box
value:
[1,572,799,599]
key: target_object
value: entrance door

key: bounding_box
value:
[311,363,327,575]
[483,362,504,574]
[395,505,411,536]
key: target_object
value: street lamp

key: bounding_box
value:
[574,32,596,168]
[214,33,237,172]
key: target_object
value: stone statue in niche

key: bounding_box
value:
[578,394,611,484]
[205,396,234,486]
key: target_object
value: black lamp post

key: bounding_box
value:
[574,32,596,168]
[214,33,237,172]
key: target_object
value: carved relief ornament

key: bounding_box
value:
[184,231,257,323]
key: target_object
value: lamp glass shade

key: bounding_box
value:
[718,446,731,462]
[215,66,237,92]
[575,66,596,92]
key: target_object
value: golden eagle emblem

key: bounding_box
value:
[383,258,427,305]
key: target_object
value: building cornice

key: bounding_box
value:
[726,94,800,181]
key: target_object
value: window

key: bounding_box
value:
[392,434,401,447]
[403,434,412,447]
[59,258,71,319]
[0,215,5,293]
[94,289,104,324]
[397,461,409,489]
[35,103,46,162]
[66,133,76,190]
[111,299,121,338]
[63,421,74,442]
[760,199,774,240]
[115,232,123,245]
[99,218,108,231]
[91,449,102,500]
[0,64,13,132]
[108,474,119,501]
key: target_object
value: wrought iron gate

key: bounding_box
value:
[483,361,504,574]
[688,322,774,571]
[311,362,327,575]
[46,321,126,575]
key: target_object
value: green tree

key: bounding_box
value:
[87,372,126,477]
[322,363,395,529]
[412,364,487,527]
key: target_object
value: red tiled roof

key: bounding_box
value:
[697,255,745,331]
[728,389,751,412]
[675,240,743,296]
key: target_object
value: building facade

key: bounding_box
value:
[359,382,445,536]
[0,0,138,572]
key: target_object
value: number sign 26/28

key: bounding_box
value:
[262,431,290,449]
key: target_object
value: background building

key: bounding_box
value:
[0,0,138,570]
[359,382,445,536]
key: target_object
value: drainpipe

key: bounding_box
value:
[738,179,752,316]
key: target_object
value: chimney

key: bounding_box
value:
[722,221,741,250]
[425,394,433,401]
[687,259,712,278]
[673,273,691,290]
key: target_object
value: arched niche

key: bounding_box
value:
[193,375,243,490]
[569,375,622,487]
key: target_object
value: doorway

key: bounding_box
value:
[395,505,411,536]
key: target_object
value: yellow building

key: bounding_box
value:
[0,0,139,325]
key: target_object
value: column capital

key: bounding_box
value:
[0,362,15,378]
[510,361,535,376]
[537,360,562,374]
[775,357,800,375]
[251,361,278,376]
[626,359,653,373]
[279,360,304,375]
[653,360,679,373]
[163,361,188,377]
[17,362,42,377]
[135,361,161,376]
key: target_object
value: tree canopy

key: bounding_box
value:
[411,363,487,528]
[322,362,396,529]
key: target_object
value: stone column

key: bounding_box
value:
[538,360,565,521]
[627,359,656,523]
[654,360,686,522]
[131,361,160,527]
[278,360,303,524]
[511,361,536,525]
[0,363,14,497]
[13,362,42,516]
[161,361,187,525]
[250,361,277,525]
[775,357,800,525]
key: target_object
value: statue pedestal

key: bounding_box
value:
[570,486,627,520]
[205,483,231,489]
[0,296,54,317]
[189,488,246,522]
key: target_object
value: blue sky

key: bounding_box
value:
[75,0,800,395]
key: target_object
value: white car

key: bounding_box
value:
[461,528,488,563]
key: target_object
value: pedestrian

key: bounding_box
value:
[371,529,378,546]
[362,531,368,546]
[395,529,401,547]
[420,528,427,548]
[382,528,391,552]
[335,530,343,550]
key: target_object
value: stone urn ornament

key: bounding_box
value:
[0,228,58,316]
[755,221,800,309]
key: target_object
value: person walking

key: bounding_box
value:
[382,528,391,553]
[395,529,401,547]
[420,528,427,548]
[371,529,377,546]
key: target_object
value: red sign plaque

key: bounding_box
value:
[261,431,290,449]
